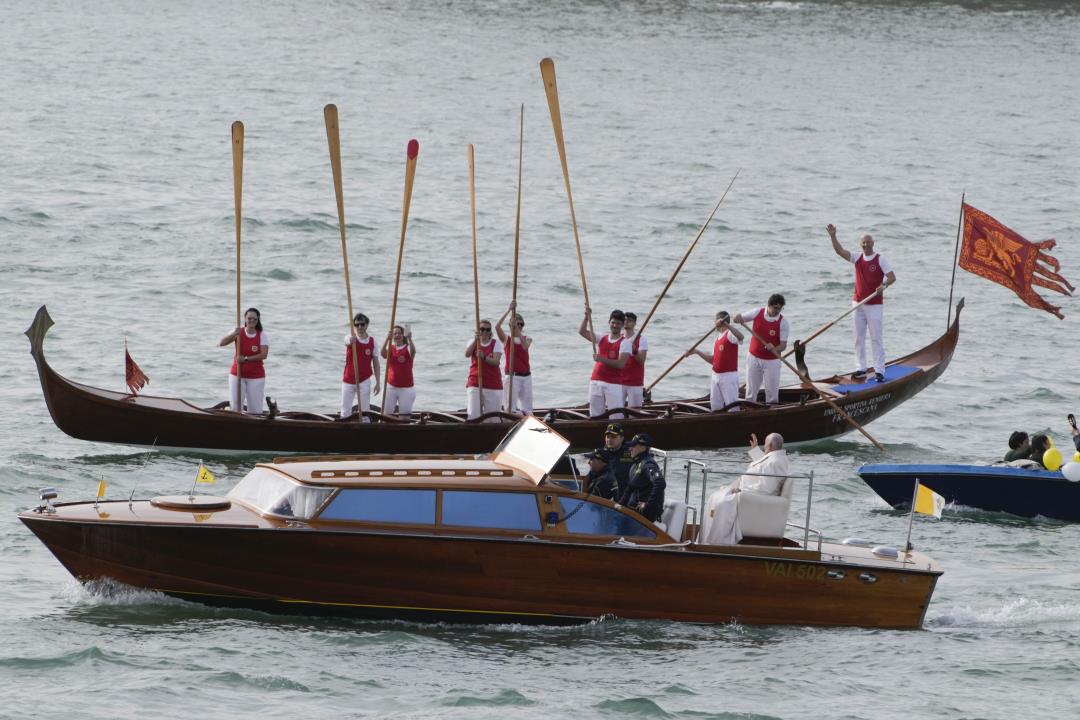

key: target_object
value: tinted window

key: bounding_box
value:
[441,491,541,531]
[558,499,656,538]
[319,489,436,525]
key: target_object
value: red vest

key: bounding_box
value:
[503,336,531,374]
[230,330,265,379]
[342,337,375,384]
[387,343,414,388]
[621,334,645,386]
[854,254,885,305]
[467,339,503,389]
[712,331,739,373]
[749,311,783,360]
[590,335,624,383]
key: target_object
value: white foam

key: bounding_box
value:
[931,596,1080,628]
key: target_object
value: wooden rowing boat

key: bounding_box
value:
[26,301,962,453]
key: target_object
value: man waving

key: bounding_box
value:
[828,224,896,383]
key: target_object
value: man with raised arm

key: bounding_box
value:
[733,294,788,404]
[579,306,630,418]
[827,224,897,383]
[495,304,533,417]
[689,311,745,412]
[701,432,790,545]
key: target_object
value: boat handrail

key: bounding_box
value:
[675,460,816,549]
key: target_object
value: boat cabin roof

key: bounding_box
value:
[263,455,541,489]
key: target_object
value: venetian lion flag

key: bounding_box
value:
[960,204,1074,319]
[125,344,150,395]
[913,481,945,519]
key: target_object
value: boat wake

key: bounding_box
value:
[929,596,1080,629]
[63,577,187,607]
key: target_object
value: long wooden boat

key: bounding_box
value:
[20,419,941,629]
[26,301,961,453]
[859,463,1080,522]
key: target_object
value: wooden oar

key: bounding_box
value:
[645,321,717,393]
[230,121,244,413]
[467,144,484,410]
[540,57,596,355]
[780,289,882,361]
[637,169,741,336]
[383,139,419,402]
[738,321,884,450]
[323,104,363,420]
[507,104,524,413]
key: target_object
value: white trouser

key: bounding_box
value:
[467,387,503,421]
[340,378,372,419]
[853,303,885,374]
[589,380,624,419]
[229,375,265,414]
[384,385,416,418]
[503,375,534,416]
[624,385,644,409]
[746,356,780,404]
[710,371,740,411]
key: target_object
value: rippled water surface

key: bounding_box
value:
[2,1,1079,718]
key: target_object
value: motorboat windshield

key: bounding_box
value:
[491,417,571,484]
[227,467,333,519]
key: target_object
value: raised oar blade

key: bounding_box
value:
[794,340,809,379]
[540,57,596,354]
[230,121,244,413]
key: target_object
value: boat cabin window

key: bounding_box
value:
[558,498,656,538]
[227,467,333,519]
[318,489,437,525]
[440,491,541,531]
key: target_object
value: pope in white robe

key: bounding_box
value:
[701,432,790,545]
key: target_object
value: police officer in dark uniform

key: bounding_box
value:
[583,448,619,501]
[601,422,634,498]
[618,432,666,522]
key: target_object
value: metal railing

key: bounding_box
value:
[675,458,821,550]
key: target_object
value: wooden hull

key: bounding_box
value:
[21,511,938,629]
[859,463,1080,522]
[27,304,961,453]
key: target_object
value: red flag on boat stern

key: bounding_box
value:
[125,347,149,395]
[959,203,1074,319]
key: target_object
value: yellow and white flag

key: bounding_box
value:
[96,479,107,500]
[913,481,945,519]
[195,465,216,485]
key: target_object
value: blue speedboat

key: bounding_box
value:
[858,464,1080,522]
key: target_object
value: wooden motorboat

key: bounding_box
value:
[26,302,961,453]
[858,463,1080,522]
[21,419,941,629]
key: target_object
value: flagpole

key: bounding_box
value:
[190,460,202,499]
[946,191,965,331]
[904,479,919,555]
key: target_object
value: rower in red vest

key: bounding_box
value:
[340,312,380,421]
[689,310,745,411]
[380,324,416,419]
[495,304,532,417]
[734,294,789,404]
[219,307,269,415]
[579,306,631,419]
[621,311,649,409]
[465,319,503,421]
[827,223,897,383]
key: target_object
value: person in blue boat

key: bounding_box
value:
[619,433,665,522]
[1069,414,1079,453]
[583,448,619,501]
[1027,434,1052,469]
[1004,431,1031,462]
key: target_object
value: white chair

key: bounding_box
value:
[734,476,794,540]
[656,500,689,541]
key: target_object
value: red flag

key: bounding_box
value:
[959,203,1074,319]
[125,347,149,395]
